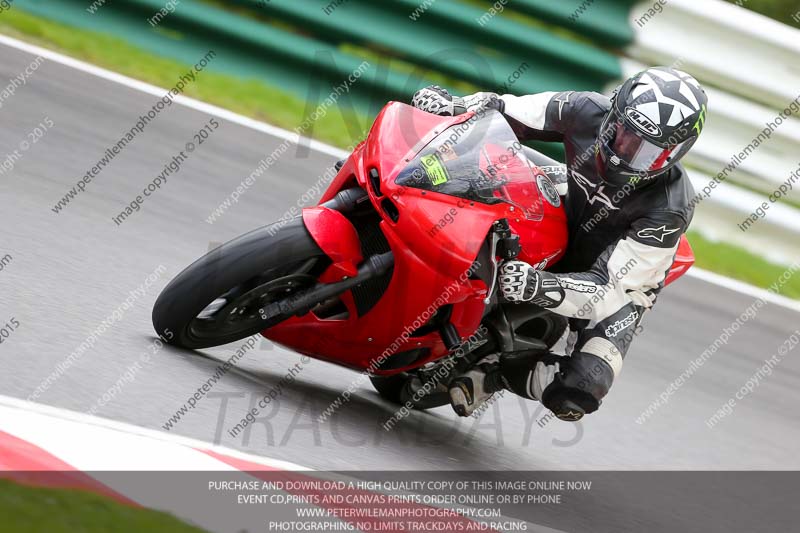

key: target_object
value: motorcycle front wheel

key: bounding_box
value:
[152,217,329,349]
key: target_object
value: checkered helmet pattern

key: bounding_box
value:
[614,67,708,145]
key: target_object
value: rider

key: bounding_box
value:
[411,67,708,421]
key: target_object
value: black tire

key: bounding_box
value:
[370,373,451,410]
[369,374,408,404]
[152,217,326,349]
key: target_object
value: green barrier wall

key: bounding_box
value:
[12,0,633,160]
[507,0,639,47]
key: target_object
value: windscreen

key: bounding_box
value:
[395,110,543,220]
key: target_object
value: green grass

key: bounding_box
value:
[724,0,800,30]
[1,8,798,299]
[0,8,369,148]
[687,231,800,299]
[0,479,208,533]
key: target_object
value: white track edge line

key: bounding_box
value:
[686,267,800,313]
[0,33,797,312]
[0,34,349,159]
[0,394,312,472]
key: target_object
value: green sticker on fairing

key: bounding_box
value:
[420,153,449,186]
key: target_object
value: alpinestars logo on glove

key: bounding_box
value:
[604,310,639,337]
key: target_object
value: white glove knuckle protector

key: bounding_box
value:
[411,85,454,116]
[499,261,564,307]
[499,261,534,302]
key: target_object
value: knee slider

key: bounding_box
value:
[562,350,615,402]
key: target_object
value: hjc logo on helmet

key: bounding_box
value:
[625,107,662,137]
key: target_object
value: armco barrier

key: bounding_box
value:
[628,0,800,110]
[688,173,800,267]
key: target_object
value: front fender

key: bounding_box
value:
[302,207,363,282]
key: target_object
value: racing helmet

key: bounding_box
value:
[597,67,708,186]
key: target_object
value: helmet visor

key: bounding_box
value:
[609,121,690,172]
[601,108,694,177]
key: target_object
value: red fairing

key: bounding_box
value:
[302,207,362,283]
[664,235,695,286]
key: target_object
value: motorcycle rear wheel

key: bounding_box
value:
[370,373,451,411]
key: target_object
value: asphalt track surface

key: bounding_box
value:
[1,40,800,532]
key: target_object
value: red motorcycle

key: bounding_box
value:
[153,103,693,408]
